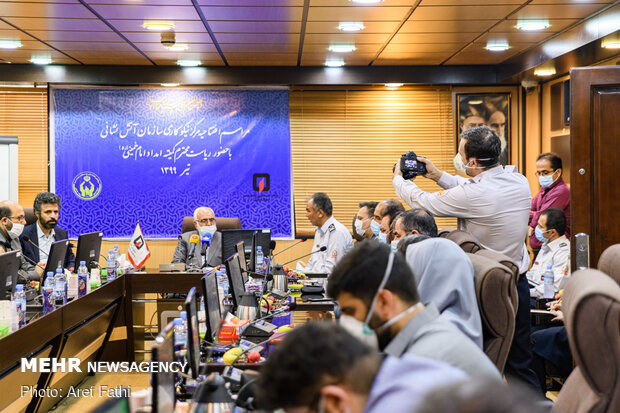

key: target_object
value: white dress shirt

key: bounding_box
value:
[393,165,532,273]
[37,222,56,264]
[304,216,354,275]
[526,235,570,298]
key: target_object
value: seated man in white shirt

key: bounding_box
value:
[526,208,570,301]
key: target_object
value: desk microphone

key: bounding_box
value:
[21,236,49,257]
[201,233,212,256]
[232,328,294,366]
[273,237,309,257]
[187,234,200,260]
[19,249,46,271]
[281,246,327,266]
[235,302,297,345]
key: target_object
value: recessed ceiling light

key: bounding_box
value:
[325,59,345,67]
[385,83,403,88]
[161,83,180,87]
[328,44,356,53]
[0,40,21,49]
[166,44,188,51]
[177,59,201,67]
[516,20,550,31]
[142,21,175,31]
[349,0,384,3]
[534,67,556,77]
[602,38,620,49]
[338,22,365,32]
[30,56,52,65]
[485,40,510,51]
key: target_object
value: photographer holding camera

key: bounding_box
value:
[392,125,538,390]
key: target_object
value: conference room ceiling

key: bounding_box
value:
[0,0,617,67]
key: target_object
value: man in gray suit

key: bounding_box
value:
[172,207,222,269]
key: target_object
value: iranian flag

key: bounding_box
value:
[128,223,151,269]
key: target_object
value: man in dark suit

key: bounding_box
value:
[20,192,75,272]
[172,206,222,268]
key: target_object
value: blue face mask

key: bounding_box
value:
[377,232,387,243]
[535,226,549,243]
[370,219,381,237]
[390,240,399,252]
[539,174,555,188]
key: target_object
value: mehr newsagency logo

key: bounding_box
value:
[72,172,102,201]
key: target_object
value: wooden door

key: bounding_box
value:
[571,66,620,268]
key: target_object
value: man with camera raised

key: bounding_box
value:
[392,125,538,390]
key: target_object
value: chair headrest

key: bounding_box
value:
[445,230,483,253]
[182,216,242,234]
[563,269,620,394]
[24,208,37,226]
[597,244,620,285]
[437,227,456,238]
[475,249,519,280]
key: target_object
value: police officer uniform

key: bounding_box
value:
[304,216,353,274]
[526,235,570,299]
[393,165,540,390]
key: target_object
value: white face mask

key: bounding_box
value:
[354,219,366,237]
[453,153,468,175]
[390,240,398,252]
[338,314,378,350]
[198,224,216,238]
[377,232,387,243]
[9,222,23,238]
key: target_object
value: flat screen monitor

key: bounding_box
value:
[74,231,103,271]
[220,229,271,269]
[201,270,222,343]
[0,250,20,299]
[151,321,175,413]
[248,231,257,273]
[184,287,200,380]
[225,253,245,313]
[42,239,70,284]
[235,241,247,272]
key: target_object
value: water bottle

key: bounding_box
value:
[113,244,121,275]
[77,261,88,298]
[13,285,26,328]
[42,274,55,314]
[54,268,67,305]
[255,246,264,273]
[100,268,108,285]
[543,265,555,299]
[106,250,116,282]
[173,317,187,351]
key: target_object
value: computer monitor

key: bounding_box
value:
[42,239,70,284]
[224,253,245,313]
[74,231,103,270]
[220,229,271,269]
[235,241,247,272]
[248,231,258,273]
[151,321,175,413]
[0,250,20,299]
[200,270,222,343]
[184,287,200,380]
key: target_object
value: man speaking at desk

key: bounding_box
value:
[172,207,222,268]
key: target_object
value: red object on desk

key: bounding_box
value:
[218,320,249,344]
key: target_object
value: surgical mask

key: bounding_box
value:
[390,240,398,252]
[338,314,378,350]
[9,222,23,238]
[453,153,467,175]
[377,232,387,243]
[539,174,555,188]
[370,219,381,237]
[198,224,216,238]
[535,226,549,243]
[354,219,366,237]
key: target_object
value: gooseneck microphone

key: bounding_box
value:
[234,302,297,345]
[22,235,49,257]
[281,246,327,266]
[187,234,200,260]
[272,237,309,257]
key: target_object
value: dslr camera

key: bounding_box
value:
[399,151,427,179]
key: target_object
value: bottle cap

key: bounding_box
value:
[80,261,86,266]
[56,268,62,273]
[114,244,118,248]
[180,312,187,320]
[174,318,182,326]
[47,272,53,276]
[15,284,23,291]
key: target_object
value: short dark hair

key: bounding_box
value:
[399,208,438,237]
[359,201,378,217]
[537,152,562,171]
[382,198,405,220]
[541,208,566,236]
[310,192,332,216]
[396,233,431,255]
[461,125,501,168]
[327,240,420,308]
[256,322,380,410]
[0,205,11,220]
[33,192,61,213]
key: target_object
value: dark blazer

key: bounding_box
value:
[20,223,76,270]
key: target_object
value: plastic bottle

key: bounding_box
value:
[173,317,187,351]
[543,265,555,299]
[54,268,67,305]
[255,246,264,273]
[42,274,55,315]
[100,268,108,285]
[13,284,26,328]
[113,244,121,276]
[106,250,116,281]
[77,261,88,297]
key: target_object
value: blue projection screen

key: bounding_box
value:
[51,88,293,239]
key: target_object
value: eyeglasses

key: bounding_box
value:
[195,218,216,225]
[535,170,556,176]
[8,215,26,222]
